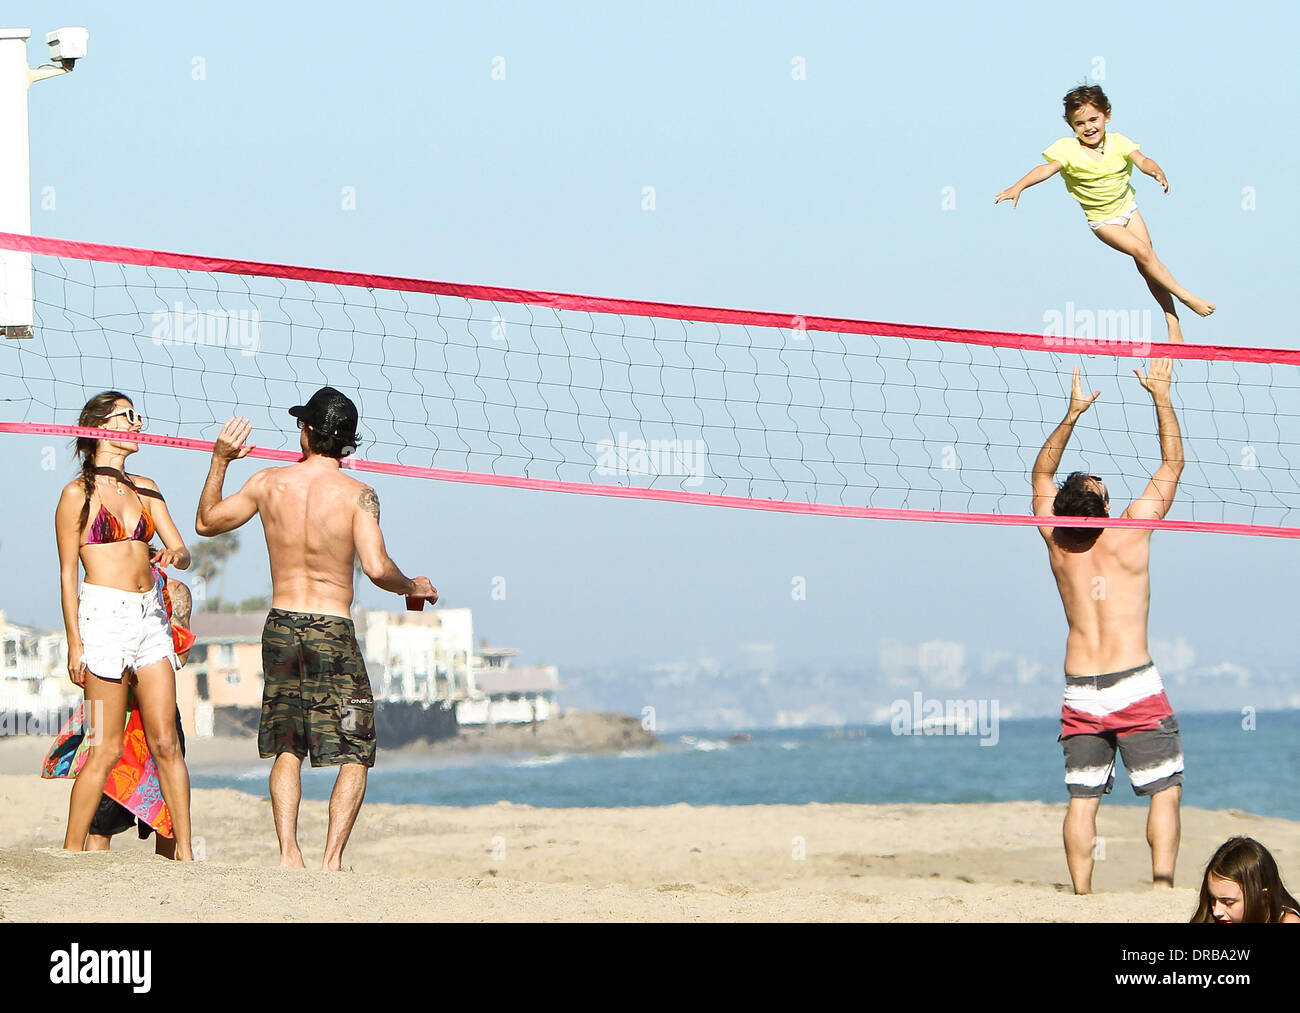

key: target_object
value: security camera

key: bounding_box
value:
[46,27,89,69]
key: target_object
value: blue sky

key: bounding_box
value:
[3,1,1298,674]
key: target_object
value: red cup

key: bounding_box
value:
[405,596,425,611]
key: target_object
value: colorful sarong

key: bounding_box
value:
[41,692,175,838]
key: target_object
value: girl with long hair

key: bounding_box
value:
[54,391,194,859]
[1191,837,1300,923]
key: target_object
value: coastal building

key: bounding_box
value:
[181,607,485,734]
[2,601,560,739]
[360,607,475,705]
[187,611,268,736]
[458,645,561,726]
[0,611,75,720]
[186,606,482,732]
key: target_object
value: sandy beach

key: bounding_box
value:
[2,736,1296,923]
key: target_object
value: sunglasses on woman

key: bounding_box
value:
[104,408,145,427]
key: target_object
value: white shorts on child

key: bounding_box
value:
[78,582,177,681]
[1088,201,1139,231]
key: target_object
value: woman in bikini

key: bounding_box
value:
[54,391,195,859]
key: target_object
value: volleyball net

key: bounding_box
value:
[2,231,1299,537]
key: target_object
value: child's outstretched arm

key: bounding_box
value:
[1128,150,1170,194]
[995,161,1061,207]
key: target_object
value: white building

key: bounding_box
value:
[361,607,475,705]
[0,610,75,719]
[1,601,560,735]
[458,646,561,726]
[359,616,561,725]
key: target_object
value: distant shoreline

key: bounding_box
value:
[0,710,657,776]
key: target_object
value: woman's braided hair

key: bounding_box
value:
[73,391,132,532]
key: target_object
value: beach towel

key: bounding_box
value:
[41,692,175,839]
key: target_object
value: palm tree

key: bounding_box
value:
[190,531,240,610]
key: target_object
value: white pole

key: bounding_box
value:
[0,26,84,340]
[0,28,34,338]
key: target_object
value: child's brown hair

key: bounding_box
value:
[1063,84,1111,122]
[1191,836,1300,923]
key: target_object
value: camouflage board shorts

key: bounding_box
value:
[259,609,376,767]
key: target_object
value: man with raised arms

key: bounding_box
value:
[1032,359,1184,894]
[196,387,436,870]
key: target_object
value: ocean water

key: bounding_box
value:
[191,710,1300,820]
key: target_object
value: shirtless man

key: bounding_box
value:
[1032,360,1184,895]
[196,387,436,870]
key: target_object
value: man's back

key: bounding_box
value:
[196,401,436,869]
[1029,361,1185,896]
[1043,527,1153,675]
[255,459,363,618]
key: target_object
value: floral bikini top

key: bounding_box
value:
[82,467,162,546]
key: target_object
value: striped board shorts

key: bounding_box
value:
[1059,661,1184,798]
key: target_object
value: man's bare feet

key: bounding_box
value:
[280,850,306,869]
[1180,294,1215,317]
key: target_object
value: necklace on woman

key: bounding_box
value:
[93,466,129,495]
[90,467,162,503]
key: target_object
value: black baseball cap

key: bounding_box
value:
[289,386,358,439]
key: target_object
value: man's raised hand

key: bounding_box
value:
[214,416,254,461]
[1068,366,1101,418]
[1135,358,1174,400]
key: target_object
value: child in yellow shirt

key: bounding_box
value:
[995,85,1213,343]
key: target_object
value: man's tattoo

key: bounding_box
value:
[170,581,193,628]
[359,488,380,521]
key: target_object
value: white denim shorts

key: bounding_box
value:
[78,582,177,681]
[1088,201,1139,231]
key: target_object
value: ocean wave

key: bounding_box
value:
[511,753,572,768]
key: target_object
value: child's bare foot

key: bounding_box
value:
[1180,294,1215,317]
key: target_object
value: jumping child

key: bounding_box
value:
[995,85,1214,343]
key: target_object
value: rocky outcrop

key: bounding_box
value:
[410,711,658,755]
[208,704,657,755]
